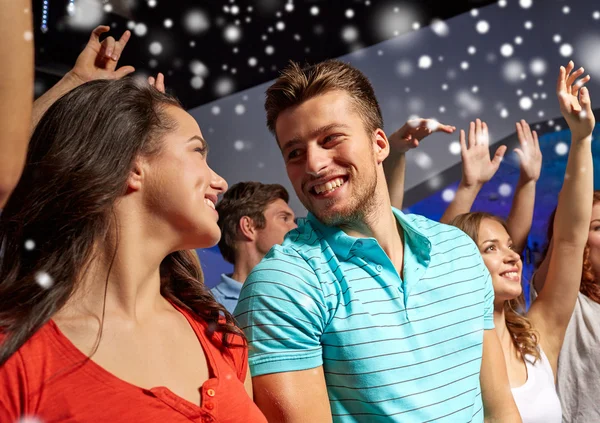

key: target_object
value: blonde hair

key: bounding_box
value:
[451,212,541,362]
[264,60,383,137]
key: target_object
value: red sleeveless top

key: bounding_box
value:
[0,304,267,423]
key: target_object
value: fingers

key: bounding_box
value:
[514,147,525,163]
[113,65,135,79]
[492,145,507,168]
[105,30,131,68]
[110,30,131,63]
[573,74,591,97]
[469,121,476,148]
[155,72,166,93]
[459,129,467,154]
[482,121,489,145]
[438,123,457,133]
[580,86,593,113]
[101,36,116,61]
[515,121,524,143]
[148,73,166,92]
[564,60,575,79]
[88,25,110,45]
[532,130,539,150]
[475,119,482,145]
[556,65,567,95]
[566,66,585,93]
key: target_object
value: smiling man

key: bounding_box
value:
[234,60,521,422]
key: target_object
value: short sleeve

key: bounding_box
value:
[0,346,27,421]
[233,246,328,377]
[482,270,495,330]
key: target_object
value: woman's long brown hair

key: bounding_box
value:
[451,212,541,362]
[541,191,600,304]
[0,78,244,367]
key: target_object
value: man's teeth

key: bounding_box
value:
[205,198,216,210]
[502,272,518,278]
[314,178,345,194]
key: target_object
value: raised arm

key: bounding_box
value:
[31,25,134,129]
[527,61,594,373]
[384,118,455,209]
[0,0,34,207]
[440,119,507,223]
[506,120,542,253]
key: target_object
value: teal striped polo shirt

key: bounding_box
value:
[234,208,494,422]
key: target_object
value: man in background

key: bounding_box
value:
[211,181,297,313]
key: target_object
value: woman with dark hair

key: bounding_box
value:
[448,62,594,422]
[0,77,267,422]
[531,192,600,422]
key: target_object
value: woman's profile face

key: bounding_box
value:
[142,106,227,250]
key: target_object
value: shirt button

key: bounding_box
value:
[355,241,363,248]
[207,389,215,397]
[205,402,214,410]
[376,264,383,272]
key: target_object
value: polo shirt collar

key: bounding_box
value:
[218,273,243,298]
[306,207,432,264]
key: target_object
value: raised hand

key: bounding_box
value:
[388,118,456,154]
[68,25,135,85]
[556,61,595,141]
[460,119,507,187]
[148,73,166,93]
[514,120,542,183]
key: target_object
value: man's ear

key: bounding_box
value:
[239,216,257,241]
[126,158,145,192]
[373,128,390,164]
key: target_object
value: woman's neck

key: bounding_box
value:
[58,205,177,323]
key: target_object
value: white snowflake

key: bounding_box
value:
[35,272,54,289]
[418,56,432,69]
[442,189,455,202]
[149,41,163,55]
[475,20,490,34]
[498,183,512,197]
[555,142,569,155]
[183,9,210,34]
[449,141,461,155]
[500,43,514,57]
[559,43,573,57]
[519,96,533,110]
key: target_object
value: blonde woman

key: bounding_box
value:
[449,62,594,422]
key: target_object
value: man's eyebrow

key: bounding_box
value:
[281,123,351,151]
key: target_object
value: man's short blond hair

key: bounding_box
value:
[265,60,383,137]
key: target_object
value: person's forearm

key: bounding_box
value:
[384,152,406,210]
[440,181,482,224]
[506,176,536,253]
[0,0,34,207]
[31,71,83,130]
[554,135,593,246]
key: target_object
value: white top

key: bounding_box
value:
[511,348,562,423]
[556,292,600,422]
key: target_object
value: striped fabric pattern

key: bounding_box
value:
[234,208,494,422]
